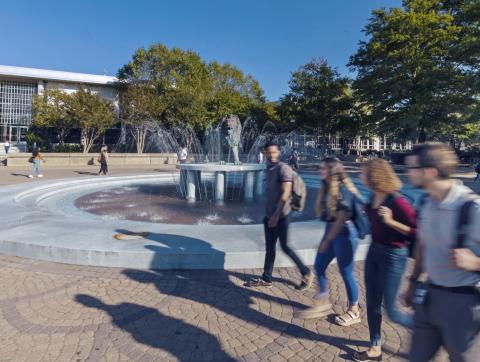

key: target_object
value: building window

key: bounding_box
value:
[0,80,38,126]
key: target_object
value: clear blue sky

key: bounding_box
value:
[1,0,401,101]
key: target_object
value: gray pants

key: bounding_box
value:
[410,286,480,362]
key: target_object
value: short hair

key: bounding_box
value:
[410,142,458,179]
[265,141,280,150]
[364,159,402,193]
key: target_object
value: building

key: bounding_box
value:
[0,65,117,152]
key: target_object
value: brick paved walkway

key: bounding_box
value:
[0,254,449,361]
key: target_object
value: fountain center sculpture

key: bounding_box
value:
[222,115,242,165]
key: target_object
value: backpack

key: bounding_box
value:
[351,194,370,240]
[291,171,307,212]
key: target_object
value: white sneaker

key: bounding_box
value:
[28,175,34,178]
[37,174,44,178]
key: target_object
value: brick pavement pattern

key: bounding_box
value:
[0,254,449,361]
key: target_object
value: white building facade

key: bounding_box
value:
[0,65,117,150]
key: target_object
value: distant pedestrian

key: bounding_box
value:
[179,144,188,164]
[353,159,416,361]
[246,141,313,290]
[474,161,480,182]
[29,147,44,178]
[297,157,362,326]
[289,148,299,171]
[4,140,10,155]
[258,148,265,164]
[404,142,480,362]
[98,145,109,175]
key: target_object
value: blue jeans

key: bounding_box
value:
[32,159,41,176]
[475,173,480,183]
[365,243,413,346]
[262,216,310,283]
[314,222,359,304]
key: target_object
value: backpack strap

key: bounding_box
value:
[455,196,478,249]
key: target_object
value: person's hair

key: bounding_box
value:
[317,157,360,218]
[410,142,458,179]
[363,159,402,193]
[33,147,40,157]
[264,141,280,150]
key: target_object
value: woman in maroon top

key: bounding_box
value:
[354,159,416,362]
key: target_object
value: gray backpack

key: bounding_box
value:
[291,171,307,212]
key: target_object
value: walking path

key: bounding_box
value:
[0,165,451,361]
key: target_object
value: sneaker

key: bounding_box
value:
[297,270,314,291]
[353,350,382,361]
[28,175,33,178]
[296,301,332,319]
[37,174,44,178]
[244,278,273,288]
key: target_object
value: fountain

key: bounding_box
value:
[178,115,265,204]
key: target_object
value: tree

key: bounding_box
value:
[68,87,116,153]
[118,44,213,130]
[119,84,165,153]
[349,0,476,142]
[207,62,266,120]
[279,58,355,148]
[32,89,75,146]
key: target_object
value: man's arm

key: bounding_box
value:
[403,239,423,307]
[268,182,292,228]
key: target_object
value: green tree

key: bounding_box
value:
[119,84,165,153]
[207,62,266,120]
[32,89,74,146]
[279,58,355,148]
[349,0,475,142]
[68,87,116,153]
[118,44,213,130]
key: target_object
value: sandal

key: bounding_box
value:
[353,350,382,361]
[334,308,361,326]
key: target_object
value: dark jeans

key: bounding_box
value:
[315,222,359,304]
[410,286,480,362]
[365,243,413,346]
[99,161,108,175]
[262,216,309,283]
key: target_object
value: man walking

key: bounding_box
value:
[247,142,313,289]
[404,142,480,362]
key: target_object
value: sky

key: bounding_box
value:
[0,0,402,101]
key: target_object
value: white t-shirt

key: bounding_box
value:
[179,148,187,161]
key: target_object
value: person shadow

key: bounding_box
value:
[75,294,236,361]
[118,230,369,356]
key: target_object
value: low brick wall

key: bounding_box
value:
[6,153,178,168]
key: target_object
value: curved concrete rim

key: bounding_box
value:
[177,163,265,172]
[1,172,370,269]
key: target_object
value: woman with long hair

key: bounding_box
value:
[298,157,361,326]
[353,159,416,362]
[28,147,45,178]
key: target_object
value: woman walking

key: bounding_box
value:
[298,157,361,326]
[353,159,416,361]
[98,145,109,176]
[28,147,45,178]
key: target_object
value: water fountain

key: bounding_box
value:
[178,115,265,204]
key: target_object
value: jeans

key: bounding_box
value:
[365,243,413,346]
[99,161,108,175]
[314,222,359,304]
[475,173,480,183]
[262,216,310,283]
[32,159,41,176]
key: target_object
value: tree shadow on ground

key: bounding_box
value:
[75,294,235,361]
[115,230,370,357]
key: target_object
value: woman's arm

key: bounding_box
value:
[318,210,348,251]
[379,197,417,237]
